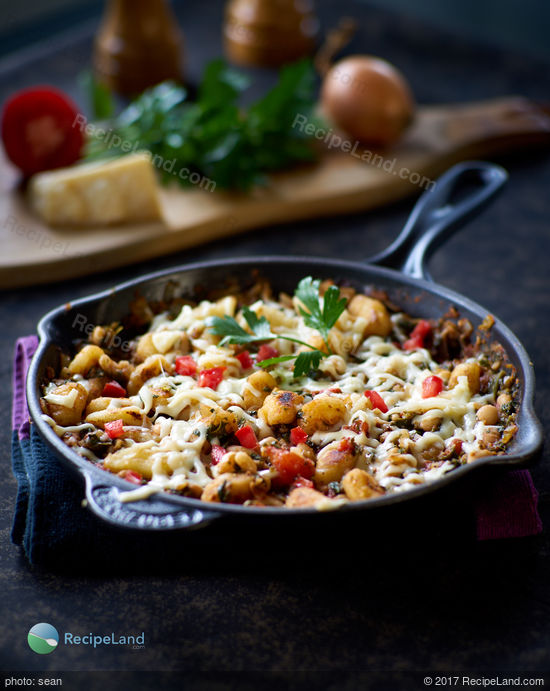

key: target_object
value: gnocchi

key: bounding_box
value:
[40,276,518,509]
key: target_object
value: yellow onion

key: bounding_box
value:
[321,55,415,147]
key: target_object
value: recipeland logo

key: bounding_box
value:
[27,624,59,655]
[27,623,145,654]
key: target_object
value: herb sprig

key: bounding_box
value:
[295,277,348,350]
[207,278,347,377]
[85,59,319,191]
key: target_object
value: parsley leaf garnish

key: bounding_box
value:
[293,350,325,377]
[207,315,253,347]
[242,307,273,340]
[295,277,347,350]
[207,306,275,346]
[207,277,348,377]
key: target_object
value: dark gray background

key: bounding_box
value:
[1,0,549,61]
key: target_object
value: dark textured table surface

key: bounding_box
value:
[1,1,549,687]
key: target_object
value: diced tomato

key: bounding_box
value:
[211,444,226,465]
[290,426,308,445]
[236,350,254,370]
[175,355,197,376]
[403,337,420,350]
[118,470,143,485]
[403,319,432,351]
[198,366,225,389]
[422,375,444,398]
[102,380,126,398]
[364,390,388,413]
[256,344,279,362]
[266,447,315,485]
[413,319,432,339]
[235,425,259,449]
[448,438,463,456]
[338,438,355,453]
[105,419,124,439]
[292,475,314,490]
[328,387,342,394]
[1,87,84,175]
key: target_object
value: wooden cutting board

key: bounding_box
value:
[1,96,549,290]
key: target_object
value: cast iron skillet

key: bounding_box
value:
[27,162,543,532]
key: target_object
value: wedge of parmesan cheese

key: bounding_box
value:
[28,153,163,226]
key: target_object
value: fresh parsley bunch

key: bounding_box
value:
[85,59,319,190]
[207,277,348,377]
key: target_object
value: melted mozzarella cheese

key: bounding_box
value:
[49,295,499,501]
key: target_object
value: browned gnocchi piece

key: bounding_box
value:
[98,353,133,383]
[242,370,277,410]
[201,472,269,503]
[42,382,88,426]
[347,295,392,337]
[215,451,257,474]
[85,406,144,428]
[298,395,347,435]
[314,438,357,485]
[200,405,239,437]
[127,354,171,395]
[259,389,304,426]
[341,468,384,501]
[286,486,327,508]
[449,362,481,393]
[67,345,104,376]
[85,396,133,416]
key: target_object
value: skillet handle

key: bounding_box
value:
[83,472,221,531]
[367,161,508,280]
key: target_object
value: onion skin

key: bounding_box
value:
[321,55,415,147]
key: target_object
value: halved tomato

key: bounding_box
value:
[1,86,84,175]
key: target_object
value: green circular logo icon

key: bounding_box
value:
[28,623,59,654]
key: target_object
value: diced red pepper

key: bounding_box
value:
[338,438,355,453]
[211,444,226,465]
[403,337,420,350]
[175,355,197,376]
[265,446,315,485]
[236,350,254,370]
[102,380,126,398]
[403,319,432,351]
[290,426,309,445]
[364,390,388,413]
[291,475,314,490]
[198,366,226,390]
[413,319,432,339]
[105,419,124,439]
[328,387,342,394]
[118,469,143,485]
[235,425,259,449]
[448,438,463,456]
[422,375,444,398]
[257,344,279,362]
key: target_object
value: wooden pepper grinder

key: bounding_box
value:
[94,0,184,97]
[224,0,319,68]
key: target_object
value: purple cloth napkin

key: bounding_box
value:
[12,336,543,547]
[12,334,38,441]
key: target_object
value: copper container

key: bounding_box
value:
[94,0,184,97]
[224,0,319,68]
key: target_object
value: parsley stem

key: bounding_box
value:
[275,334,322,351]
